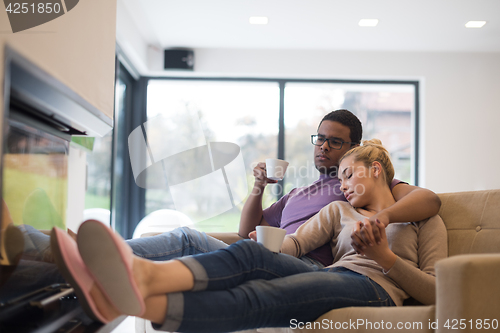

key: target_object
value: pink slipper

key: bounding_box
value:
[50,227,110,323]
[77,220,145,317]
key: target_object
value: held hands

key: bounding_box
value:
[253,162,278,188]
[351,219,397,271]
[350,212,390,251]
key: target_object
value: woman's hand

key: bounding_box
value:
[248,230,257,241]
[352,219,397,271]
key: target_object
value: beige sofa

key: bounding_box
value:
[136,189,500,333]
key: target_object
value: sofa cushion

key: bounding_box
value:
[437,190,500,256]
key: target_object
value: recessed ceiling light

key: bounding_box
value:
[465,21,486,28]
[249,16,268,25]
[358,19,379,27]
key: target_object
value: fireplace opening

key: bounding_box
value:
[0,47,113,331]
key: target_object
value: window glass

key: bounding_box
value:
[145,80,280,232]
[84,135,112,212]
[284,83,415,193]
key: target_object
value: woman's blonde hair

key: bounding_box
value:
[339,139,395,187]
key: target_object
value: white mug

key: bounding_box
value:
[256,226,287,253]
[265,158,289,181]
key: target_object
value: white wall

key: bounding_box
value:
[162,48,498,194]
[116,0,153,74]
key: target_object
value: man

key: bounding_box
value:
[128,109,441,268]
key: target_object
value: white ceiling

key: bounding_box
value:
[120,0,500,53]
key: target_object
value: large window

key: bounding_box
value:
[146,80,280,232]
[143,79,417,233]
[284,82,415,193]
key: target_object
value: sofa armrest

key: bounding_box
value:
[435,254,500,333]
[206,232,244,245]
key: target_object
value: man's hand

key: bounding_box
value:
[253,162,278,189]
[239,162,276,238]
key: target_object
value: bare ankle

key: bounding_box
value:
[133,256,151,299]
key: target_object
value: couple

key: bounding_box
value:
[51,120,447,331]
[125,109,440,266]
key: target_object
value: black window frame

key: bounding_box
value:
[111,61,148,238]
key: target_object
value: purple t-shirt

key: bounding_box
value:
[263,174,402,266]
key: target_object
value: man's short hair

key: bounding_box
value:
[319,109,363,144]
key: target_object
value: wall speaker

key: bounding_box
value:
[164,49,194,70]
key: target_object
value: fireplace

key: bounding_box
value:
[0,47,113,331]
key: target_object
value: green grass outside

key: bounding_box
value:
[85,193,111,210]
[192,212,241,233]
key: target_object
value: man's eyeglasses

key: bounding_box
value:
[311,135,356,150]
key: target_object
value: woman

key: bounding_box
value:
[51,139,447,332]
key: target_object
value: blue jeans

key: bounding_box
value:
[127,227,228,260]
[20,226,324,268]
[127,227,325,268]
[157,240,395,333]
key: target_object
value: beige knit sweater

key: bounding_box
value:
[280,201,448,306]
